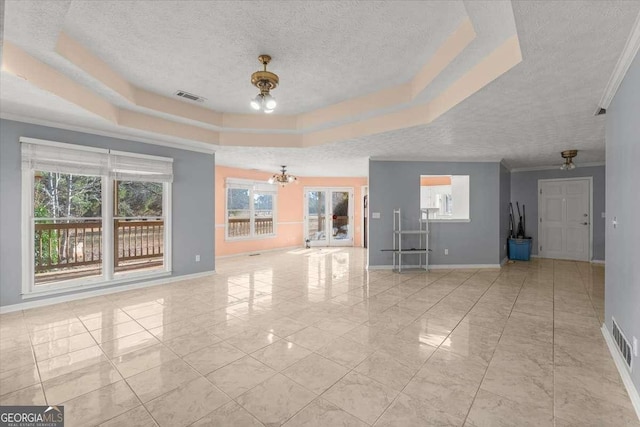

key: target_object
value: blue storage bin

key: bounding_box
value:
[509,238,532,261]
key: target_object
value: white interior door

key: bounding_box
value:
[304,188,354,247]
[539,179,590,261]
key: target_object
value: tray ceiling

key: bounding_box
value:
[1,0,638,175]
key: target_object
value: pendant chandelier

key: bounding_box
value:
[268,166,297,187]
[560,150,578,170]
[250,55,279,114]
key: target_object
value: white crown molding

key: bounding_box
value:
[597,11,640,111]
[369,156,504,163]
[0,113,217,154]
[601,324,640,421]
[0,270,216,314]
[510,162,605,173]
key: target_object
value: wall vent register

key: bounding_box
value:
[612,317,633,370]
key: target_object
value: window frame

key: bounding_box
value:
[225,180,277,241]
[21,137,172,298]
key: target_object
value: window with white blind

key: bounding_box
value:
[21,137,173,296]
[226,178,277,240]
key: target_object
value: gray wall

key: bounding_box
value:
[510,165,606,260]
[0,119,215,307]
[499,163,511,261]
[369,161,501,267]
[605,53,640,392]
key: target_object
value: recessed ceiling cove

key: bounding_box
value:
[1,0,521,150]
[2,1,637,175]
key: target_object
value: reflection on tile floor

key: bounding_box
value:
[1,248,638,426]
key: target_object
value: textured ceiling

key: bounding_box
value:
[212,0,640,172]
[1,1,638,175]
[10,0,468,115]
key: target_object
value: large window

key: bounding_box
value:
[226,179,276,239]
[22,138,173,295]
[420,175,470,221]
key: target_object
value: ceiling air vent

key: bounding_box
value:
[612,318,633,370]
[175,90,206,103]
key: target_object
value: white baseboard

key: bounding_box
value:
[216,245,302,259]
[0,270,216,314]
[591,259,606,265]
[601,324,640,421]
[366,265,418,270]
[429,264,502,269]
[367,264,501,271]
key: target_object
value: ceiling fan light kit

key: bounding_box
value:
[560,149,578,170]
[250,55,279,113]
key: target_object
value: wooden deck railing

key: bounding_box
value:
[228,217,273,237]
[114,219,164,266]
[34,219,164,276]
[34,221,102,272]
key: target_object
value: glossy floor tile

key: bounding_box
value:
[1,248,638,426]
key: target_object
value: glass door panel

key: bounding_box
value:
[330,191,351,244]
[306,190,327,245]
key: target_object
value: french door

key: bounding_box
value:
[538,178,591,261]
[304,188,354,247]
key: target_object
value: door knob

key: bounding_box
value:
[583,214,588,217]
[582,222,589,225]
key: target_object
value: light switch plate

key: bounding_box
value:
[372,212,381,219]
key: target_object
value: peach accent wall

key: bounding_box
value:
[215,166,367,257]
[421,176,452,186]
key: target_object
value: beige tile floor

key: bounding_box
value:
[0,248,638,426]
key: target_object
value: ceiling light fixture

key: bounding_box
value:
[268,165,297,187]
[250,55,279,113]
[560,150,578,170]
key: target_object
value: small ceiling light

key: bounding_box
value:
[250,55,279,113]
[560,150,578,170]
[268,165,297,187]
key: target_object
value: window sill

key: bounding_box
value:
[22,270,171,299]
[428,218,471,223]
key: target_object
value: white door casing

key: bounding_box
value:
[538,178,591,261]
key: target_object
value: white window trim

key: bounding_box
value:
[225,181,277,241]
[20,138,173,298]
